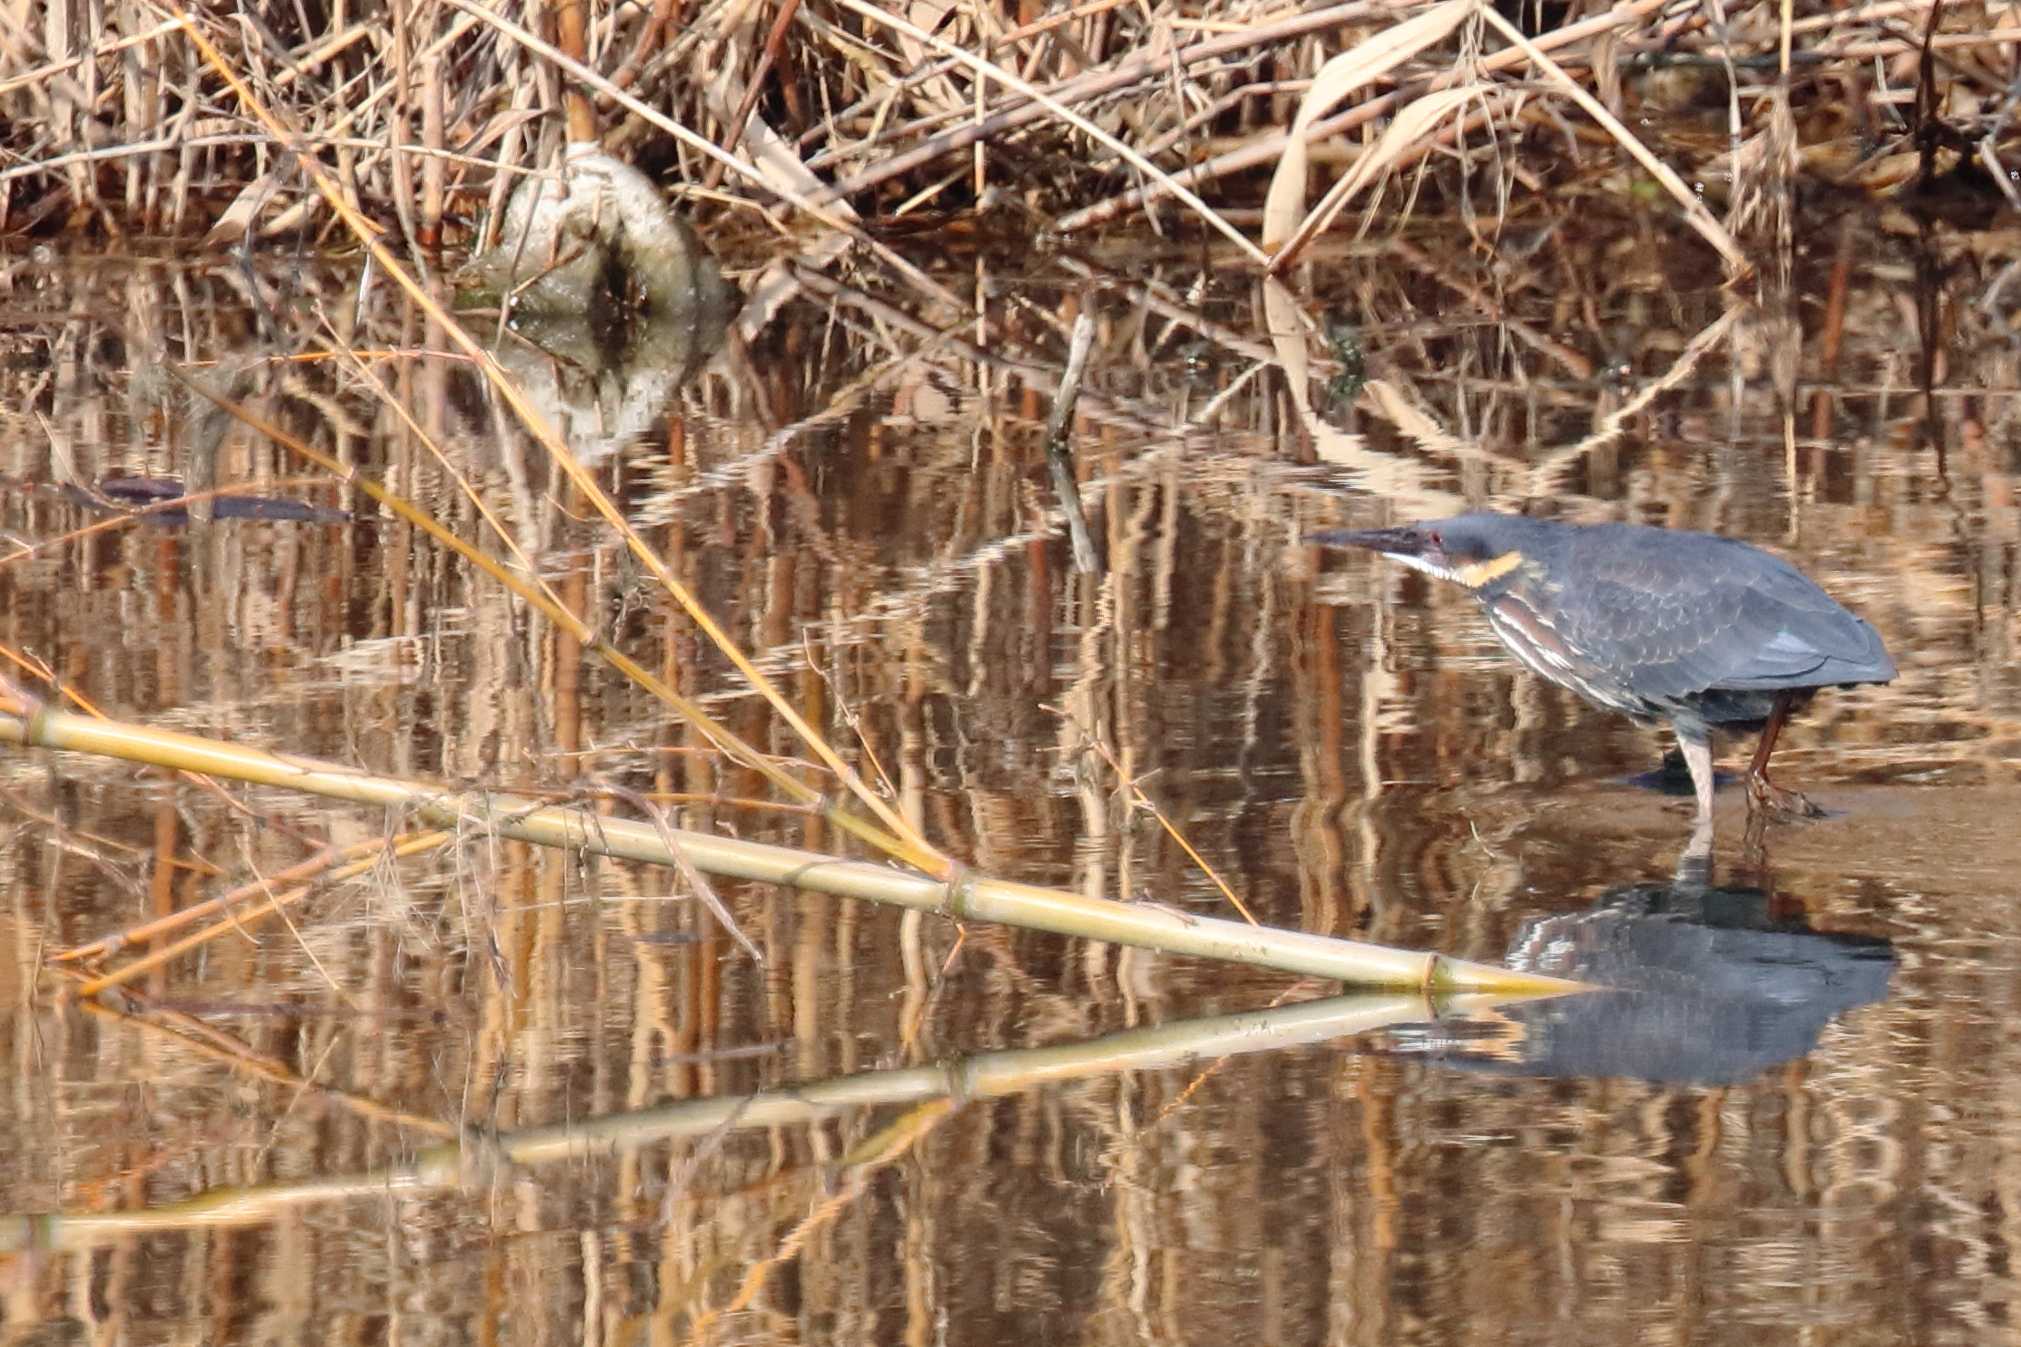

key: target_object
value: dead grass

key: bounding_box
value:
[1,0,2016,259]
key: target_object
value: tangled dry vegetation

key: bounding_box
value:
[1,0,2017,260]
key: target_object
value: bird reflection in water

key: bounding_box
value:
[1384,849,1895,1085]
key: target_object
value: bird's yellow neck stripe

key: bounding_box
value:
[1457,550,1525,589]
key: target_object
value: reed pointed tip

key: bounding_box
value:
[1431,956,1596,997]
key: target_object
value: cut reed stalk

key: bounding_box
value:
[2,702,1587,995]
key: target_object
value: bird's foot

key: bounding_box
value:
[1679,817,1714,875]
[1746,775,1825,819]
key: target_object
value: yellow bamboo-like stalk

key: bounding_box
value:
[2,702,1585,996]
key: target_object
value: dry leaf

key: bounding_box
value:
[1281,84,1486,263]
[1262,0,1473,250]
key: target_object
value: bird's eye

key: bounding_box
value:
[1428,530,1443,549]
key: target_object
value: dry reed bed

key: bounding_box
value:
[0,0,2016,248]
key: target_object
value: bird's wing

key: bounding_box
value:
[1555,531,1893,701]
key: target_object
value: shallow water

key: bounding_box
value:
[1,200,2018,1343]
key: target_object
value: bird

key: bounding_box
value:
[1309,512,1896,827]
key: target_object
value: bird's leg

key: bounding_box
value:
[1679,815,1714,878]
[1746,689,1826,819]
[1673,724,1716,826]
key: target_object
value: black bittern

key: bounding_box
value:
[1312,514,1896,826]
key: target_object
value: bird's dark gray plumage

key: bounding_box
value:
[1310,512,1895,826]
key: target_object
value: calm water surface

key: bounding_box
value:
[0,205,2017,1344]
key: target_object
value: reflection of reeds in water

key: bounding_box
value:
[0,206,2017,1337]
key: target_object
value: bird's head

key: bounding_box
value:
[1308,513,1535,593]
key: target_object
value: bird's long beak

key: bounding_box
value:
[1308,527,1524,590]
[1305,527,1426,559]
[1309,526,1455,582]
